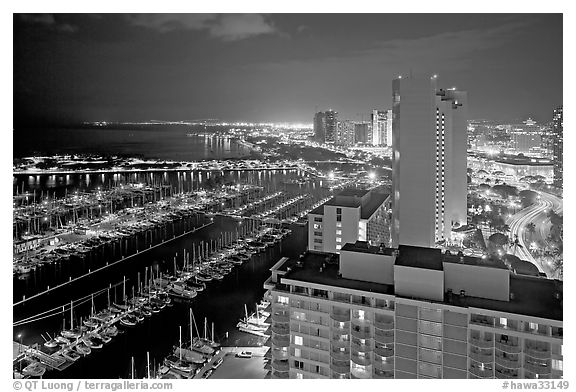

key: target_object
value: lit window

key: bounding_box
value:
[358,310,365,320]
[294,348,301,357]
[552,359,563,371]
[336,222,342,228]
[294,336,303,346]
[336,245,342,250]
[336,230,342,235]
[278,296,289,305]
[336,237,342,243]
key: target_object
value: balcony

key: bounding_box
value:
[272,360,290,372]
[351,326,372,339]
[271,334,290,347]
[524,361,552,375]
[272,349,289,360]
[373,359,394,372]
[469,336,494,348]
[271,324,290,335]
[331,310,350,322]
[272,370,289,379]
[351,353,372,366]
[272,312,290,323]
[331,372,350,379]
[331,320,350,330]
[495,355,521,369]
[495,368,519,379]
[374,299,395,311]
[525,346,551,359]
[374,346,394,358]
[330,349,350,361]
[469,350,494,364]
[374,319,394,330]
[351,340,372,353]
[495,341,521,354]
[273,301,289,310]
[330,361,350,374]
[470,316,495,328]
[374,328,394,344]
[373,370,394,379]
[331,339,349,349]
[332,293,351,304]
[468,366,493,378]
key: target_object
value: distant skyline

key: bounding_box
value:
[14,13,562,127]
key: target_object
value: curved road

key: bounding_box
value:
[506,191,563,277]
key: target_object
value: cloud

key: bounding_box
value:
[18,13,77,33]
[125,14,278,41]
[19,14,55,26]
[209,14,277,41]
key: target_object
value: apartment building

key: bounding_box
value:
[307,188,391,253]
[264,241,563,379]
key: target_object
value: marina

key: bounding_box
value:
[12,166,315,379]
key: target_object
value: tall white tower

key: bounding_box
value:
[391,74,468,248]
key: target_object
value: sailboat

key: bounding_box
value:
[237,304,269,336]
[61,301,82,339]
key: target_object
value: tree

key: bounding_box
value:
[526,222,536,239]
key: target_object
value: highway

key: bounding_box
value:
[506,191,563,277]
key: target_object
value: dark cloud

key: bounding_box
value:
[13,14,562,125]
[18,13,78,33]
[125,14,279,41]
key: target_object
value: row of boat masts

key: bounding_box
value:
[14,221,288,378]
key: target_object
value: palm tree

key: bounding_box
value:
[509,235,523,256]
[526,222,536,240]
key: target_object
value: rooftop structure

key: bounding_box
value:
[265,242,563,379]
[308,188,391,253]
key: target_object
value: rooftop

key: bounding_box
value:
[336,188,370,198]
[279,252,395,296]
[340,241,396,256]
[308,188,389,219]
[395,245,444,271]
[276,251,562,321]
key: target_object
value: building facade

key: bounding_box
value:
[324,110,338,144]
[354,122,371,145]
[552,107,563,188]
[307,188,390,253]
[314,112,326,143]
[336,120,356,147]
[265,243,563,379]
[371,109,393,146]
[392,75,468,248]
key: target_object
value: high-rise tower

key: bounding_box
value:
[552,107,563,188]
[391,75,468,248]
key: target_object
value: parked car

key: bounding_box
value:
[236,351,252,358]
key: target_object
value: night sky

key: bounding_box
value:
[13,13,562,126]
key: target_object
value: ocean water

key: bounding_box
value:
[13,126,250,161]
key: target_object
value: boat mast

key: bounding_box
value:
[189,308,193,350]
[179,326,182,362]
[70,301,74,330]
[147,351,151,379]
[204,317,207,340]
[131,356,135,379]
[211,322,215,343]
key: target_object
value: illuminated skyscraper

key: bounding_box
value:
[314,112,326,142]
[324,110,338,143]
[391,75,468,248]
[371,109,393,146]
[552,107,563,188]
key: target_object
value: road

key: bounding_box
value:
[506,191,563,277]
